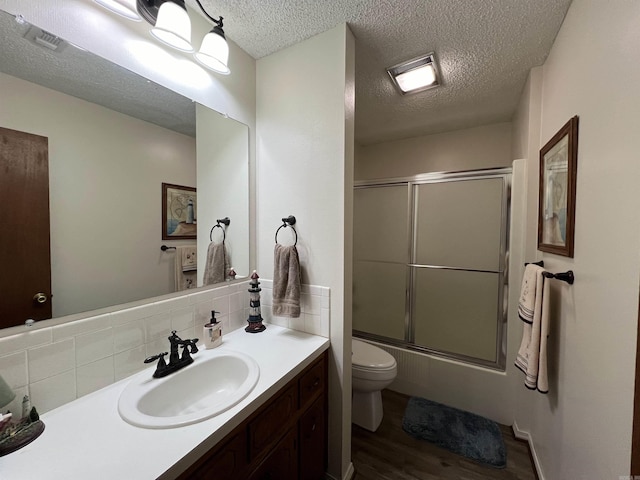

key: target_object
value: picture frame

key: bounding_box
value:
[537,116,579,257]
[162,183,197,240]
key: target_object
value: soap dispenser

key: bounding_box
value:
[203,311,222,349]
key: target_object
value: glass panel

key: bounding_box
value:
[413,268,499,362]
[414,178,504,271]
[354,185,409,263]
[353,261,406,340]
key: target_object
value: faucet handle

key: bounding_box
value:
[144,352,168,364]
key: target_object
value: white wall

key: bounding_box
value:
[355,122,512,180]
[196,105,250,283]
[511,2,640,478]
[256,24,355,480]
[0,72,196,317]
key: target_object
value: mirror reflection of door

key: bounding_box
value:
[0,127,52,328]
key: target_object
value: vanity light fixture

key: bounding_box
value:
[93,0,142,22]
[149,0,193,52]
[193,5,229,75]
[95,0,231,74]
[136,0,231,74]
[386,53,440,95]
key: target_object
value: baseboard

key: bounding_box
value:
[512,420,544,480]
[324,462,355,480]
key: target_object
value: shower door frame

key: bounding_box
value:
[353,167,512,371]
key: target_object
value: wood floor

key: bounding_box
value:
[351,390,537,480]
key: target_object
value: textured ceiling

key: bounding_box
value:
[190,0,572,145]
[1,1,572,145]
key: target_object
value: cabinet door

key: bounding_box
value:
[186,430,248,480]
[299,357,325,409]
[248,427,298,480]
[299,397,326,480]
[249,384,298,460]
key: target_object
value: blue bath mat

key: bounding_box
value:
[402,396,506,468]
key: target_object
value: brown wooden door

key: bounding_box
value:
[0,127,52,328]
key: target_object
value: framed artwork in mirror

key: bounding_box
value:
[162,183,197,240]
[537,116,579,257]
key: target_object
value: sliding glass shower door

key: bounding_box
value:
[353,169,510,369]
[353,184,409,341]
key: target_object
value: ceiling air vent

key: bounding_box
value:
[24,25,67,53]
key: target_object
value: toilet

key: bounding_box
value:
[352,338,398,432]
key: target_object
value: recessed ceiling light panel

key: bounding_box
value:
[387,53,440,95]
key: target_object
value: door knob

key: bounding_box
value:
[33,293,48,304]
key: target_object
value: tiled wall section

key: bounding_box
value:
[0,281,330,416]
[259,280,330,337]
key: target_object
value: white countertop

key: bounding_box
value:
[0,325,329,480]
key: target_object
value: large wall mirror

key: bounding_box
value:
[0,8,249,327]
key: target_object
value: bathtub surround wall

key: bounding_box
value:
[0,280,330,417]
[510,2,640,478]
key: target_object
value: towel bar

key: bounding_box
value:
[542,270,574,284]
[524,261,574,285]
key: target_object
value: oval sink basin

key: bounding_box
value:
[118,349,260,429]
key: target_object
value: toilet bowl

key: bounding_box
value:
[352,338,397,432]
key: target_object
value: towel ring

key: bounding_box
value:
[275,215,297,246]
[209,217,230,243]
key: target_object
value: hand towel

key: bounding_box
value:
[517,263,542,324]
[272,243,301,318]
[202,241,230,285]
[181,245,197,272]
[515,264,551,393]
[174,245,197,291]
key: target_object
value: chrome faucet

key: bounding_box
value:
[144,330,199,378]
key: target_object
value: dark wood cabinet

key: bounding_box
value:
[299,397,326,480]
[178,351,327,480]
[248,427,298,480]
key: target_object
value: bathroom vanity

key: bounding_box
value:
[179,351,327,479]
[0,325,329,479]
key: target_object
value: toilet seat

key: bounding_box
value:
[352,339,396,370]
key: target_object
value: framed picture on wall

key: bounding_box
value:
[537,116,579,257]
[162,183,197,240]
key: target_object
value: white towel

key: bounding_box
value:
[272,244,301,318]
[174,245,197,291]
[515,264,551,393]
[181,245,197,272]
[202,241,230,285]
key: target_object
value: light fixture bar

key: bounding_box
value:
[387,53,440,95]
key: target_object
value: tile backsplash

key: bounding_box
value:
[0,280,329,416]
